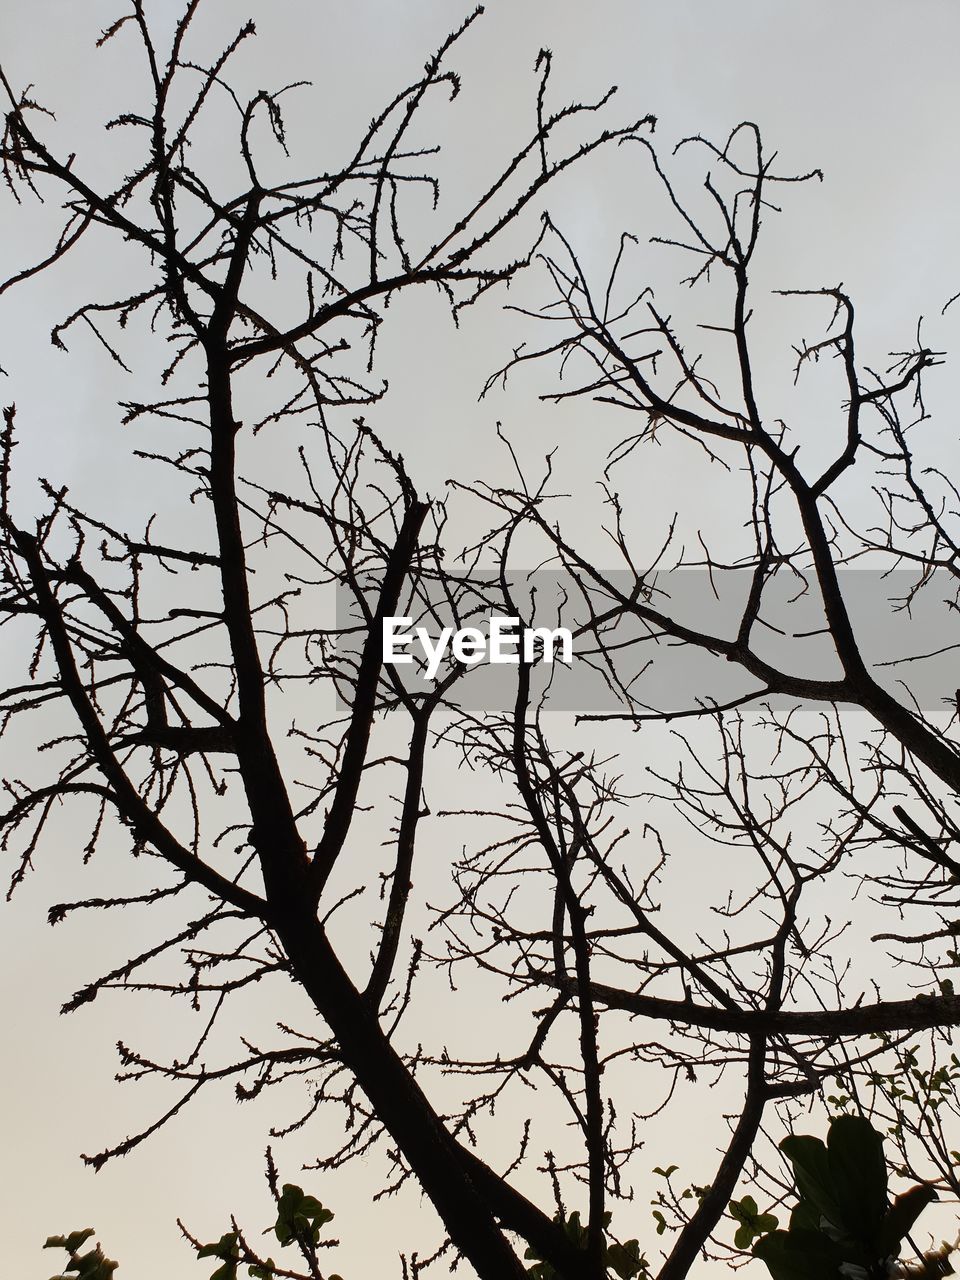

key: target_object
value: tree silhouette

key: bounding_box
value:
[4,6,960,1280]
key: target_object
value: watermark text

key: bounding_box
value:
[383,615,573,680]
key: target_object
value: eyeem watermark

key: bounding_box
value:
[334,569,959,712]
[383,615,573,680]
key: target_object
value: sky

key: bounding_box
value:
[3,2,960,1278]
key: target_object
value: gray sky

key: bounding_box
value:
[3,3,960,1278]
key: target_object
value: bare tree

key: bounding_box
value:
[469,122,960,1275]
[3,7,960,1280]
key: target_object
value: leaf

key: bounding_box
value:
[826,1114,888,1240]
[523,1252,557,1280]
[735,1223,755,1250]
[730,1195,779,1249]
[561,1211,588,1249]
[198,1233,240,1261]
[732,1195,759,1220]
[65,1246,119,1280]
[730,1197,758,1248]
[753,1228,845,1280]
[274,1184,334,1247]
[788,1199,821,1235]
[876,1183,938,1257]
[781,1134,845,1231]
[606,1238,648,1278]
[65,1229,97,1254]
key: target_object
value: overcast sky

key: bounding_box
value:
[3,3,960,1278]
